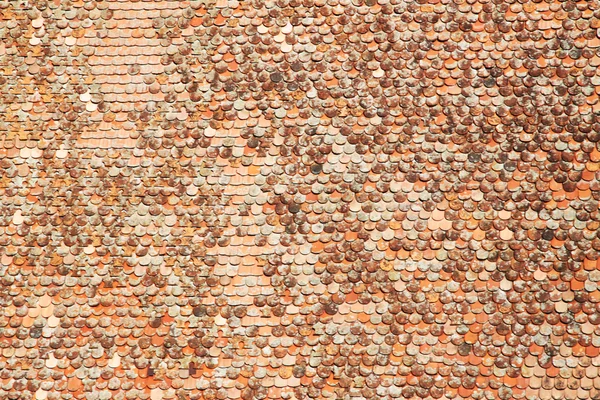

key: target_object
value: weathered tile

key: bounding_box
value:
[1,0,600,399]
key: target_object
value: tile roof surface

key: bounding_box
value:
[1,0,600,399]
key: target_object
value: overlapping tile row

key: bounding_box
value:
[1,0,600,399]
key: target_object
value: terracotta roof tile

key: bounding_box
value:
[2,0,600,399]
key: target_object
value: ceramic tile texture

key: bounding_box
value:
[1,0,600,399]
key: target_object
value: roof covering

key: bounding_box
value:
[2,0,600,399]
